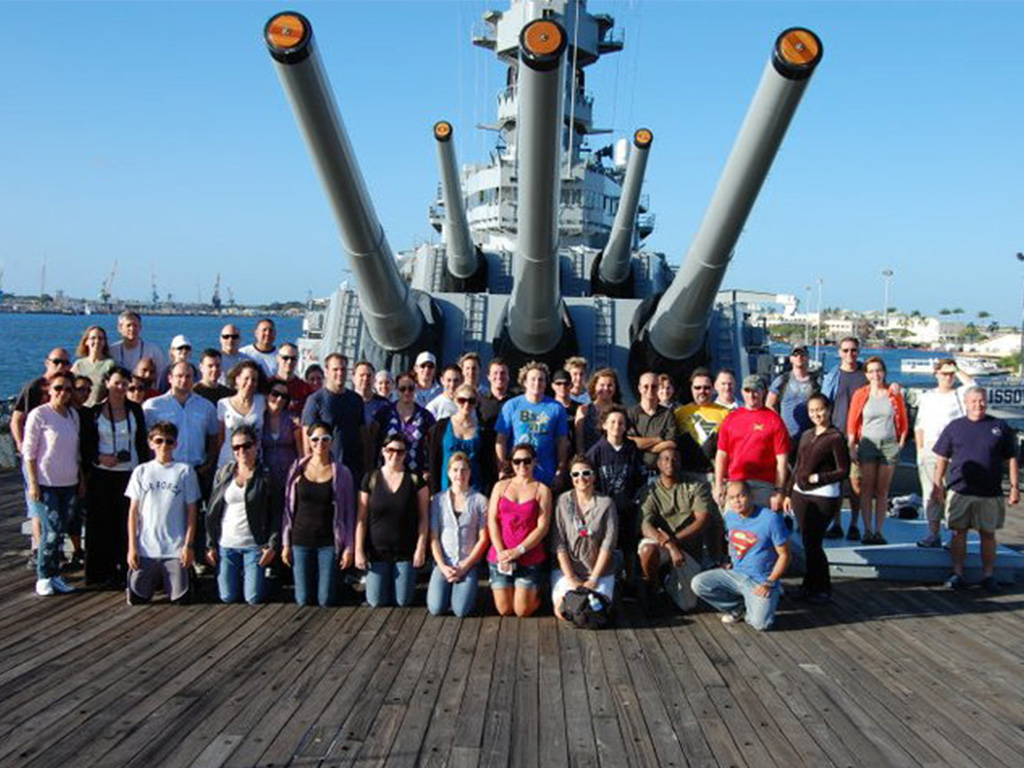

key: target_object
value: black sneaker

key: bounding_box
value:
[981,576,1000,594]
[824,524,844,540]
[846,525,861,542]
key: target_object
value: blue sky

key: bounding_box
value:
[2,1,1022,323]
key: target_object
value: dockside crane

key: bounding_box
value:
[150,267,160,307]
[212,273,223,311]
[99,260,118,305]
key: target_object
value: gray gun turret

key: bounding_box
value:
[592,128,653,297]
[497,18,579,368]
[434,121,487,291]
[630,28,823,384]
[264,12,439,368]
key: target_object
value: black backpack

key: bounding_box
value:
[562,587,613,629]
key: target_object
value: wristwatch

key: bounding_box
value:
[764,580,777,589]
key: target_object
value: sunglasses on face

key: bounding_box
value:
[279,355,297,362]
[48,358,71,366]
[511,457,533,466]
[456,397,477,405]
[309,434,332,444]
[50,385,71,392]
[840,348,858,354]
[152,437,176,446]
[232,441,255,452]
[221,333,240,340]
[397,384,416,393]
[571,469,594,479]
[269,390,291,401]
[552,380,569,386]
[692,385,712,391]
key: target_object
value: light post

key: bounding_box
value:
[804,284,812,346]
[815,277,823,364]
[1017,253,1024,380]
[881,269,894,345]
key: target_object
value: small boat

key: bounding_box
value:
[955,356,1009,377]
[900,358,935,375]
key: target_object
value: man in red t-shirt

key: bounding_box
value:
[714,375,789,510]
[272,343,311,417]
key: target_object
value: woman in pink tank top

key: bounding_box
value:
[487,443,552,617]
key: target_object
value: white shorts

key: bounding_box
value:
[551,570,616,606]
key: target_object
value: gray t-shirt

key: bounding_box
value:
[862,394,896,442]
[429,489,488,566]
[553,492,618,579]
[833,368,867,433]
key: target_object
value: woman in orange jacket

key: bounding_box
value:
[846,356,908,545]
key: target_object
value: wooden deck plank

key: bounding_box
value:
[535,619,568,768]
[418,618,482,768]
[479,618,519,768]
[510,618,539,768]
[554,617,599,768]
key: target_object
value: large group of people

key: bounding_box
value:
[9,313,1019,630]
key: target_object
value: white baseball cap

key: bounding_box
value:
[171,334,192,349]
[415,351,437,367]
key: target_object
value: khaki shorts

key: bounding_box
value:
[945,490,1005,533]
[858,437,900,466]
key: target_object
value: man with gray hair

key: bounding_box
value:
[110,310,165,377]
[932,386,1018,592]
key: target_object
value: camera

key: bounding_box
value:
[116,450,131,462]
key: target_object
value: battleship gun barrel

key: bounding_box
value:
[646,28,822,360]
[433,122,478,280]
[507,19,568,355]
[264,12,423,350]
[599,129,653,286]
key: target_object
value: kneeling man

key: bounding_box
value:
[692,480,790,630]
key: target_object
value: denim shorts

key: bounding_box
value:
[488,561,544,590]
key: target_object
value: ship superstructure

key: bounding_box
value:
[266,0,822,395]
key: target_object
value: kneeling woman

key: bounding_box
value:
[427,452,490,616]
[282,421,356,606]
[487,443,552,617]
[552,455,618,620]
[206,425,282,604]
[356,433,429,607]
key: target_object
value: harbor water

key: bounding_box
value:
[0,313,302,398]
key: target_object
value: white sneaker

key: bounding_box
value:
[36,578,55,596]
[721,612,744,625]
[50,576,75,594]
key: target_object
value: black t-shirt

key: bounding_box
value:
[361,470,423,562]
[586,438,644,514]
[193,382,235,407]
[478,392,509,430]
[292,475,335,548]
[14,377,48,415]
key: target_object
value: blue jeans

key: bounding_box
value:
[427,565,479,617]
[691,568,782,631]
[38,486,76,579]
[218,546,266,605]
[292,545,336,606]
[365,561,417,607]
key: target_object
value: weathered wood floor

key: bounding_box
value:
[3,470,1024,768]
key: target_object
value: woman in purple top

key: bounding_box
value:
[22,370,82,596]
[371,371,435,483]
[486,443,552,617]
[281,421,356,606]
[263,381,301,488]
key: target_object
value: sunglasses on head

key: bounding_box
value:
[221,333,240,340]
[570,469,593,479]
[232,441,255,452]
[152,437,176,446]
[511,456,533,466]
